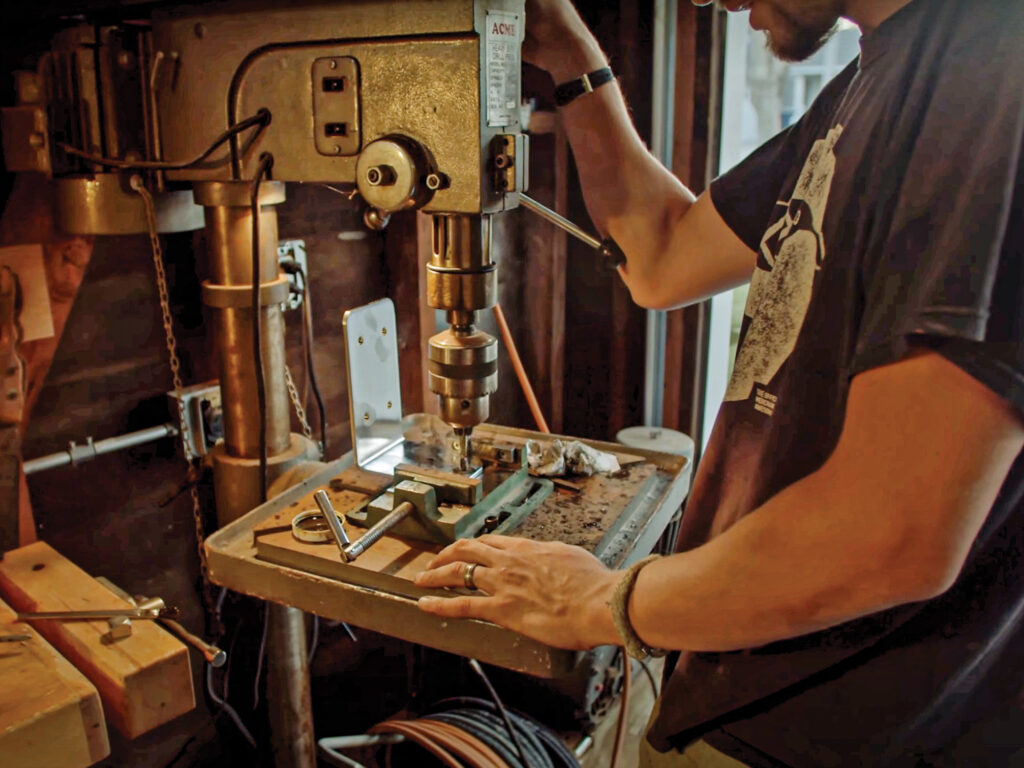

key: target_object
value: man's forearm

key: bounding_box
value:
[530,14,701,304]
[527,5,755,308]
[617,352,1024,653]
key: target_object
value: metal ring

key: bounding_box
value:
[463,562,479,591]
[291,508,343,543]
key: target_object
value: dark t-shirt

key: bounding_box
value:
[648,0,1024,765]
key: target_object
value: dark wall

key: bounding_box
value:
[560,0,653,440]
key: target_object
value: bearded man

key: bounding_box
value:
[417,1,1024,765]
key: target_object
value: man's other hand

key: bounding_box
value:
[415,534,622,651]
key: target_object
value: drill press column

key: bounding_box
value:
[426,214,499,469]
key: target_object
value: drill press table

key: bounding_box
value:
[204,423,690,677]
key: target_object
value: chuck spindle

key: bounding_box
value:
[425,214,499,468]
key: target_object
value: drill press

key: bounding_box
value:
[426,215,499,470]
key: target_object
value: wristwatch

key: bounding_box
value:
[553,66,615,107]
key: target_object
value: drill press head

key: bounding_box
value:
[426,214,499,469]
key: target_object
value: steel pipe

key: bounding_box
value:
[23,423,178,475]
[266,604,317,768]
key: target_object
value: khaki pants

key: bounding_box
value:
[638,696,749,768]
[638,738,750,768]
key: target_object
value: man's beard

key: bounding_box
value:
[760,1,842,62]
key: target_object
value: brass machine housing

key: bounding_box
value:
[154,0,527,469]
[1,3,527,763]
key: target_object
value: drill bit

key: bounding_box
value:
[452,427,471,472]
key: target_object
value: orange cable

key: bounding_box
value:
[492,303,551,434]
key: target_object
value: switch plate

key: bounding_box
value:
[312,57,361,157]
[277,239,308,311]
[167,381,223,458]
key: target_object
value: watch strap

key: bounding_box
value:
[554,66,615,107]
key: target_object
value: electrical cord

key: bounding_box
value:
[468,658,529,767]
[637,657,660,698]
[252,602,269,709]
[250,152,274,503]
[59,108,270,170]
[300,266,328,455]
[205,664,257,749]
[308,614,320,665]
[427,697,580,768]
[205,589,257,749]
[424,711,526,767]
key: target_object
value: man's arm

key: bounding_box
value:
[526,0,755,309]
[415,351,1024,652]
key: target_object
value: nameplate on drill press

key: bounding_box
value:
[485,11,521,127]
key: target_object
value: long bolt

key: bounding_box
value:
[343,501,416,562]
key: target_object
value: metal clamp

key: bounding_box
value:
[201,276,291,309]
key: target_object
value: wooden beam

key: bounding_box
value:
[0,541,195,738]
[384,210,426,415]
[0,595,109,767]
[521,112,568,433]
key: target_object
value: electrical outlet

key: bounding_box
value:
[312,56,361,156]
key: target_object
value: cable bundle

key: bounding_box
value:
[421,697,580,768]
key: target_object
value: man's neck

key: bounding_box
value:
[844,0,914,33]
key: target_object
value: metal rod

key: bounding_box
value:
[17,607,163,621]
[160,618,227,667]
[314,490,350,559]
[644,0,677,429]
[23,423,178,475]
[519,194,602,250]
[343,501,415,562]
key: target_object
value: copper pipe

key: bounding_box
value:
[491,304,550,434]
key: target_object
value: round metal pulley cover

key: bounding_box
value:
[356,137,433,214]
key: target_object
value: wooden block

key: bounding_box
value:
[0,596,109,767]
[0,541,195,738]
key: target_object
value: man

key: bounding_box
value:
[417,0,1024,765]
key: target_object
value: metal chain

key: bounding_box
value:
[133,176,217,620]
[284,365,320,456]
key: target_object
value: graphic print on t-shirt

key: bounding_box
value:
[725,125,844,411]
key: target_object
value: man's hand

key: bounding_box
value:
[522,0,607,83]
[415,534,622,651]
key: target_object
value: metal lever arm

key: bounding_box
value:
[16,597,171,621]
[17,596,227,667]
[519,194,626,269]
